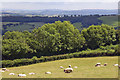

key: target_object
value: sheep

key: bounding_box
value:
[18,74,26,77]
[74,66,78,68]
[113,64,118,66]
[64,68,73,73]
[104,63,107,66]
[29,72,36,75]
[0,68,9,72]
[2,68,9,71]
[9,73,15,75]
[95,63,101,67]
[2,68,7,71]
[45,71,51,74]
[60,66,64,69]
[118,65,120,69]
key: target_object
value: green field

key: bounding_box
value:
[73,22,83,30]
[2,16,119,33]
[2,22,46,32]
[2,56,118,78]
[2,22,84,32]
[99,16,118,28]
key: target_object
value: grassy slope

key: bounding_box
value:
[73,22,83,31]
[2,56,118,78]
[2,22,45,32]
[98,16,118,27]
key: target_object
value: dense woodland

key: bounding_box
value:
[2,21,120,60]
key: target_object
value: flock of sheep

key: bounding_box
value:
[95,63,120,68]
[0,63,119,77]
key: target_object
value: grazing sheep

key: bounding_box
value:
[118,65,120,69]
[95,63,101,67]
[104,63,107,66]
[29,72,36,75]
[9,73,15,75]
[2,68,9,71]
[60,66,64,69]
[2,68,7,71]
[64,68,73,73]
[18,74,26,77]
[113,64,118,66]
[74,66,78,68]
[45,72,51,74]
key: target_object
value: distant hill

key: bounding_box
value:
[2,9,118,16]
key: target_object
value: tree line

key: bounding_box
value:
[2,15,102,27]
[2,21,119,60]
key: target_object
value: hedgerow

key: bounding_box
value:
[2,48,119,68]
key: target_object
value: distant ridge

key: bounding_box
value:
[2,9,118,16]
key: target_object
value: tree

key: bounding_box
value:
[2,31,33,60]
[81,24,116,49]
[32,21,85,55]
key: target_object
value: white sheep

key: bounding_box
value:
[74,66,78,68]
[95,63,101,67]
[113,64,118,66]
[2,68,9,71]
[64,68,73,73]
[45,71,51,74]
[60,66,64,69]
[2,68,7,71]
[29,72,36,75]
[18,74,26,77]
[9,73,15,75]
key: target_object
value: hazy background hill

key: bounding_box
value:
[2,9,118,16]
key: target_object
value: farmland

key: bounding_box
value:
[2,56,118,78]
[98,16,118,28]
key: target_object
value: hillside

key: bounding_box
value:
[2,56,118,78]
[99,16,118,28]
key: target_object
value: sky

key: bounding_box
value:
[0,0,119,10]
[0,0,119,2]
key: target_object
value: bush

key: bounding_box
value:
[2,46,118,68]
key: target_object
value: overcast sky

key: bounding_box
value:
[0,0,119,10]
[0,0,119,2]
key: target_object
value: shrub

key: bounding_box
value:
[2,46,118,68]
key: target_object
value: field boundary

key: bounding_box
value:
[2,49,119,68]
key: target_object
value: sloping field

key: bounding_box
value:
[98,16,118,27]
[2,56,118,78]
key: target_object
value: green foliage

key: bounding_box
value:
[81,24,116,49]
[2,47,118,68]
[116,29,120,44]
[2,31,34,59]
[31,21,85,55]
[2,21,85,60]
[2,21,119,60]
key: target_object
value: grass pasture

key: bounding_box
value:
[73,22,83,31]
[2,56,118,78]
[2,22,46,32]
[98,16,118,28]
